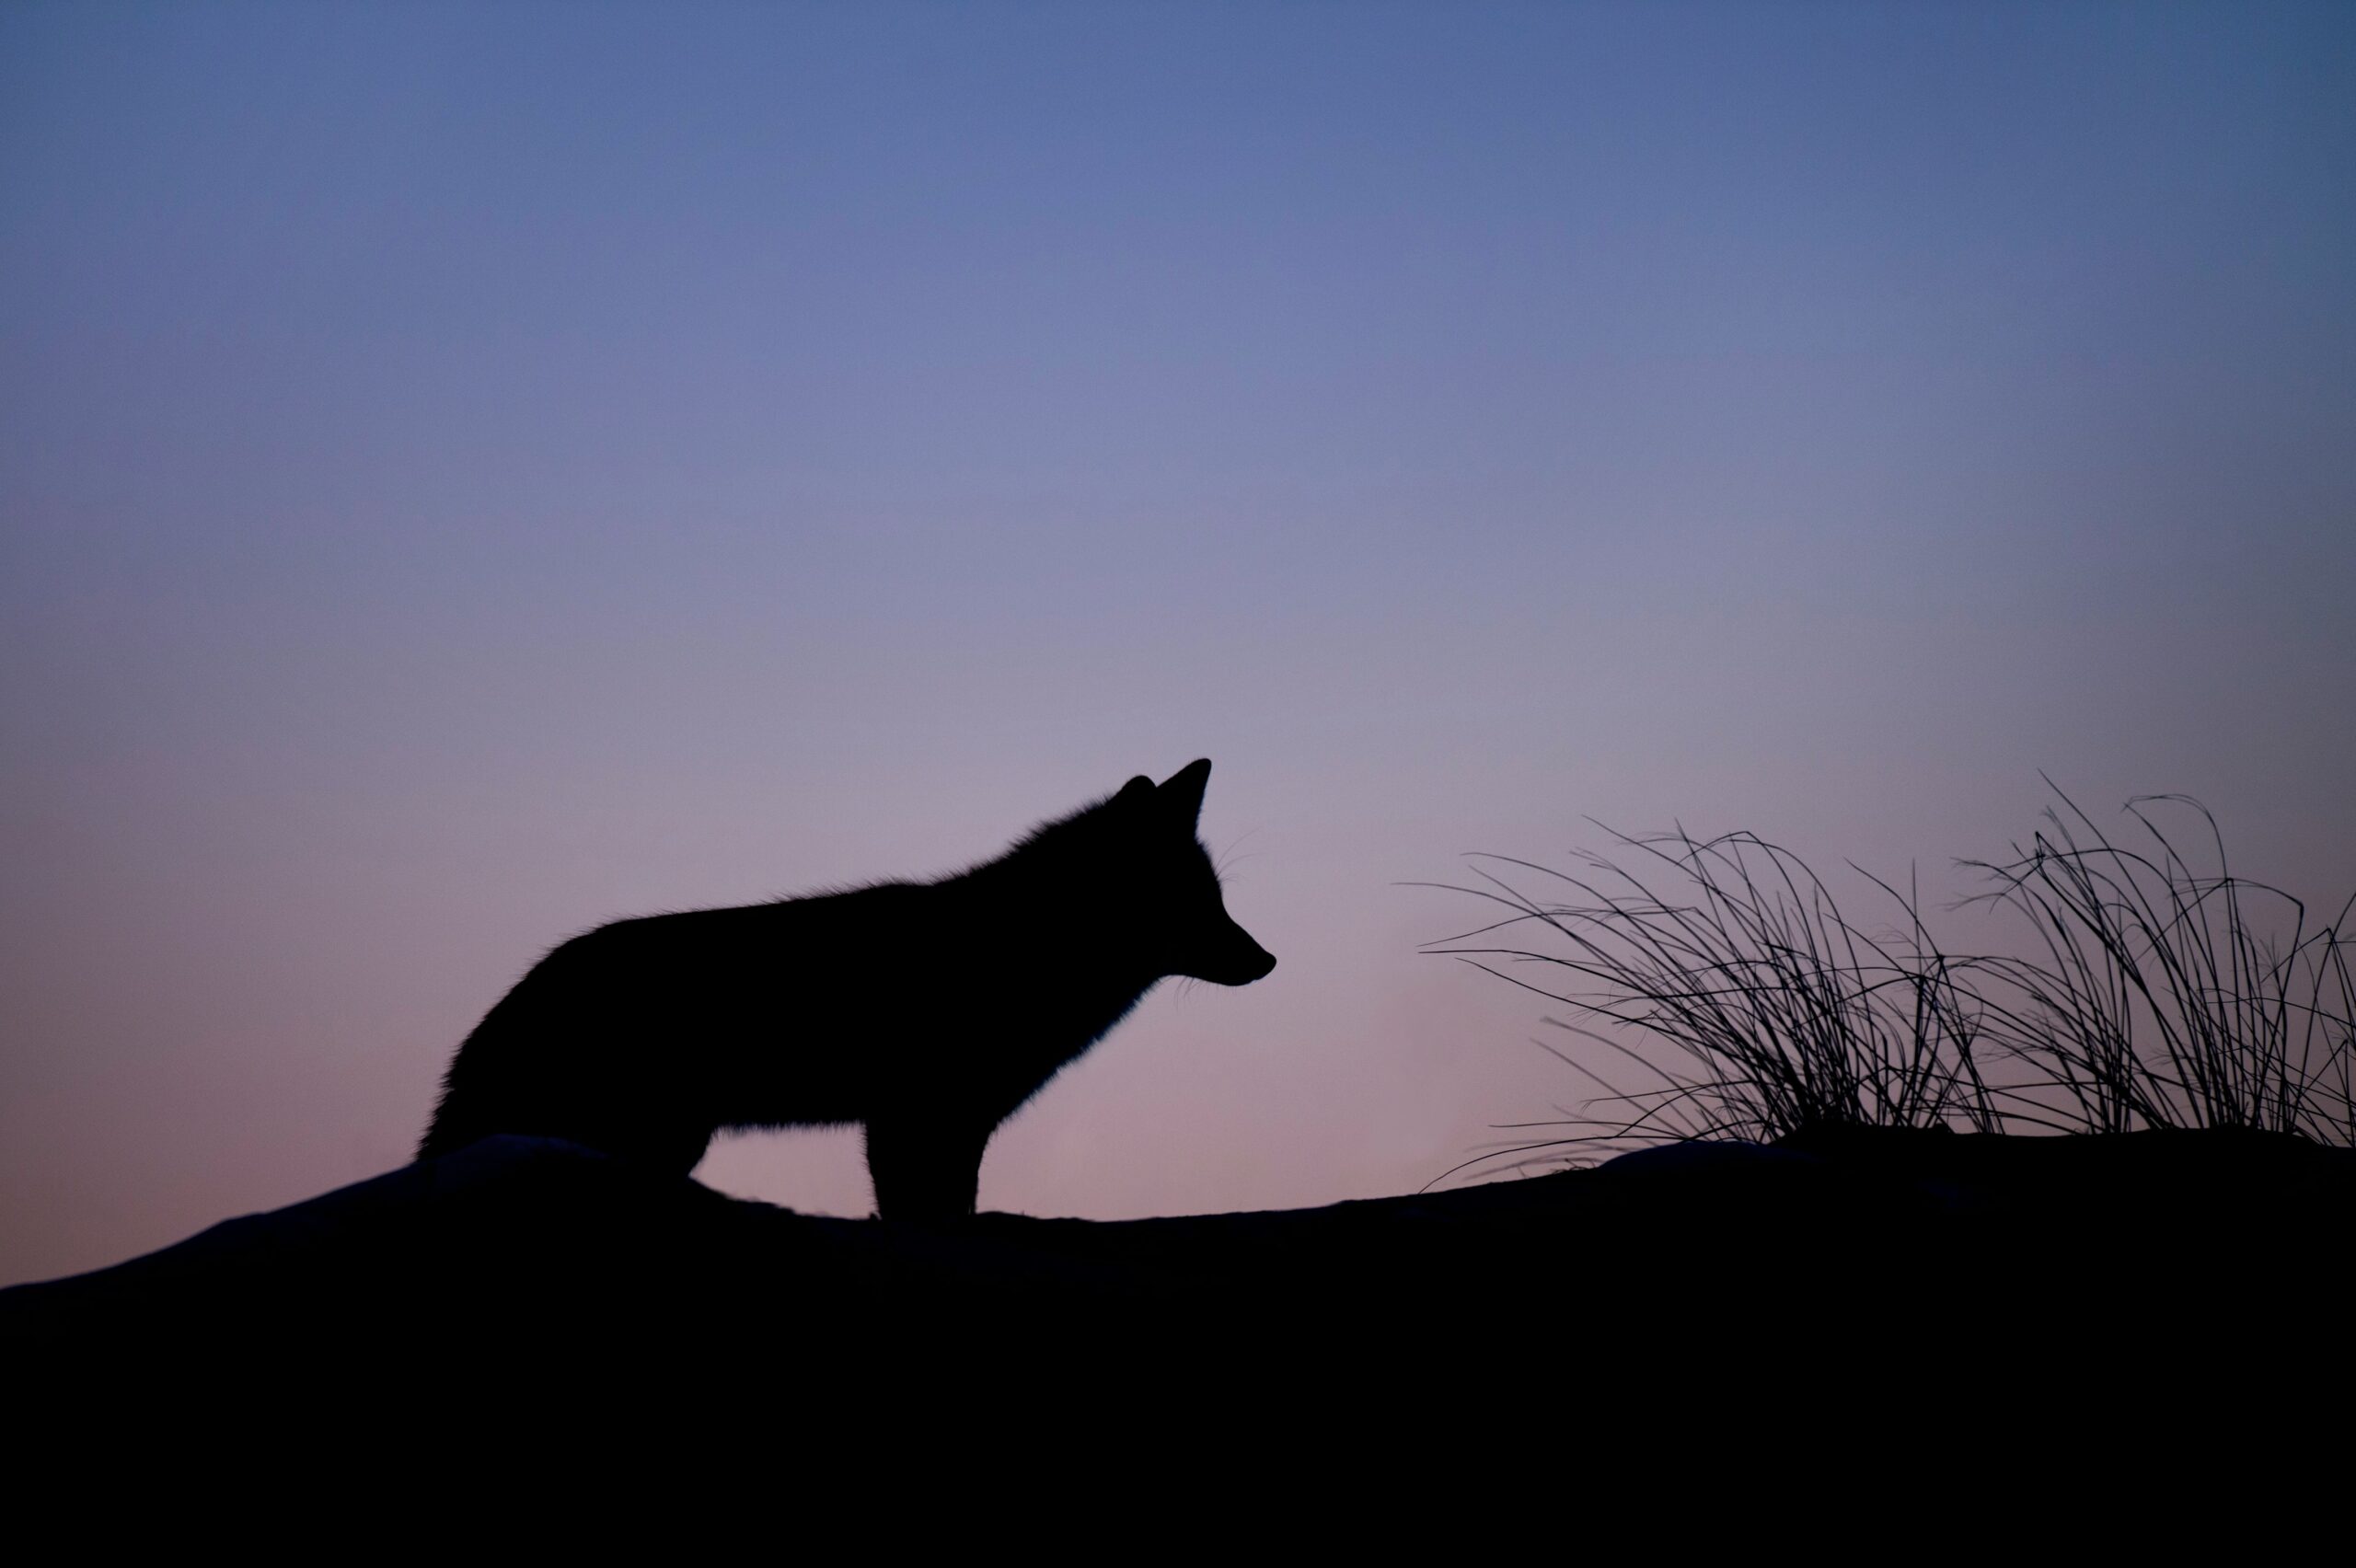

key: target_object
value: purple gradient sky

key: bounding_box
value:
[5,3,2353,1286]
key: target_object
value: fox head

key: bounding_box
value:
[1095,759,1276,987]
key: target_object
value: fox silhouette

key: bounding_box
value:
[419,759,1275,1221]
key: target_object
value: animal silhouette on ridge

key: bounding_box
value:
[419,759,1276,1221]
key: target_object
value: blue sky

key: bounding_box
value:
[5,2,2352,1283]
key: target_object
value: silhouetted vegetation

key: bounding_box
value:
[1425,785,2355,1176]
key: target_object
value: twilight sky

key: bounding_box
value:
[5,2,2352,1286]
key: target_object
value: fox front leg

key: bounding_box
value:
[863,1113,995,1224]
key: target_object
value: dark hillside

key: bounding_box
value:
[11,1128,2346,1382]
[9,1130,2346,1539]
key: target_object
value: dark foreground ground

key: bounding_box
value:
[8,1128,2349,1537]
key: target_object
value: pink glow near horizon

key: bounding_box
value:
[5,4,2354,1285]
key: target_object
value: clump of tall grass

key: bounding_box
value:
[1423,788,2354,1178]
[1963,787,2355,1145]
[1416,826,2001,1171]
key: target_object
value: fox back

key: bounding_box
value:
[419,759,1274,1220]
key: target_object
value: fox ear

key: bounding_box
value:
[1158,758,1211,827]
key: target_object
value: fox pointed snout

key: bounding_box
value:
[1184,920,1276,987]
[1232,943,1277,985]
